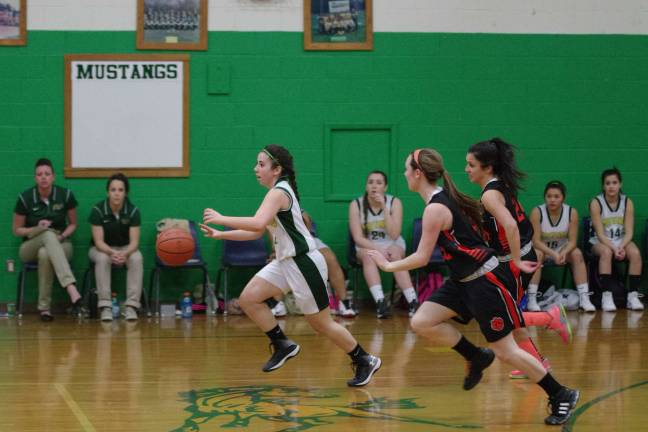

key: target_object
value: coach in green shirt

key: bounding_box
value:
[12,158,83,321]
[88,173,143,321]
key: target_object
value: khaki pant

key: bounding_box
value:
[19,230,75,311]
[89,246,143,309]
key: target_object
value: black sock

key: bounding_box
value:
[600,274,614,292]
[452,336,479,361]
[629,275,642,292]
[347,344,368,362]
[537,372,563,397]
[265,325,287,343]
[266,298,279,308]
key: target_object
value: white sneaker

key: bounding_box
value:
[627,292,644,311]
[337,300,357,318]
[577,289,596,312]
[526,293,541,311]
[125,306,138,321]
[601,291,617,312]
[100,307,113,322]
[271,301,287,317]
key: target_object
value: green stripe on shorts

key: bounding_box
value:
[294,254,329,311]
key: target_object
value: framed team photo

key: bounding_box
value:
[137,0,208,51]
[0,0,26,46]
[304,0,373,51]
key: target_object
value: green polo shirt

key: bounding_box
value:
[14,185,78,233]
[89,198,141,247]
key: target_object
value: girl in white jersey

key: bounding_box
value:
[589,167,643,311]
[349,171,418,319]
[200,145,381,386]
[529,181,595,312]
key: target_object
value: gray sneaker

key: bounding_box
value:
[100,307,113,322]
[125,306,138,321]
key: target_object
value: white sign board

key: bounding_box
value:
[64,54,189,177]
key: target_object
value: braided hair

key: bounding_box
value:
[263,144,300,202]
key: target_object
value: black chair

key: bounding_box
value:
[149,221,211,316]
[216,233,268,315]
[82,261,150,319]
[411,217,445,291]
[347,231,399,308]
[16,261,38,318]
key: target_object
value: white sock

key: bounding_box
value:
[576,283,589,293]
[527,283,539,295]
[369,285,384,302]
[402,287,417,303]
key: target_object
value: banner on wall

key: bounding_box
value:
[64,54,190,178]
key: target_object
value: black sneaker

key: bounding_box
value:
[347,354,382,387]
[545,387,580,425]
[408,299,420,318]
[261,340,300,372]
[376,300,391,319]
[463,348,495,390]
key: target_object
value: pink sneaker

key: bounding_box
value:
[509,358,551,379]
[547,304,573,344]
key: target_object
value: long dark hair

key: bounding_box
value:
[410,149,482,228]
[361,170,388,237]
[263,144,300,202]
[468,137,526,197]
[601,166,622,186]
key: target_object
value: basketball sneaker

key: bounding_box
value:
[347,354,382,387]
[463,348,495,390]
[376,299,390,319]
[337,300,357,318]
[546,304,572,344]
[601,291,617,312]
[262,339,300,372]
[577,287,596,312]
[408,299,420,318]
[627,291,644,311]
[100,307,113,322]
[545,387,580,425]
[271,301,287,318]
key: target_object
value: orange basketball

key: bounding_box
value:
[156,228,195,266]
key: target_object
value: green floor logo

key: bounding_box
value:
[172,385,482,431]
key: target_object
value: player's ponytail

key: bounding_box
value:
[264,144,301,203]
[468,137,526,197]
[410,149,482,228]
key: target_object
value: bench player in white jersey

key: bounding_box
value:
[349,171,418,319]
[589,167,643,311]
[528,181,595,311]
[201,145,381,386]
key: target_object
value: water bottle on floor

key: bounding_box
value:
[111,293,120,319]
[181,292,193,319]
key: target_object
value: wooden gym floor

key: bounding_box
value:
[0,308,646,431]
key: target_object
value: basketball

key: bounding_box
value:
[156,228,195,266]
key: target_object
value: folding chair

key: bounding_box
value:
[149,221,212,316]
[16,261,38,318]
[216,233,268,315]
[82,261,150,319]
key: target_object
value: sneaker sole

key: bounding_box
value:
[263,344,300,372]
[508,372,528,379]
[348,357,382,387]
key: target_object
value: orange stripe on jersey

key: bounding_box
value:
[508,261,524,302]
[496,221,510,253]
[485,271,523,329]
